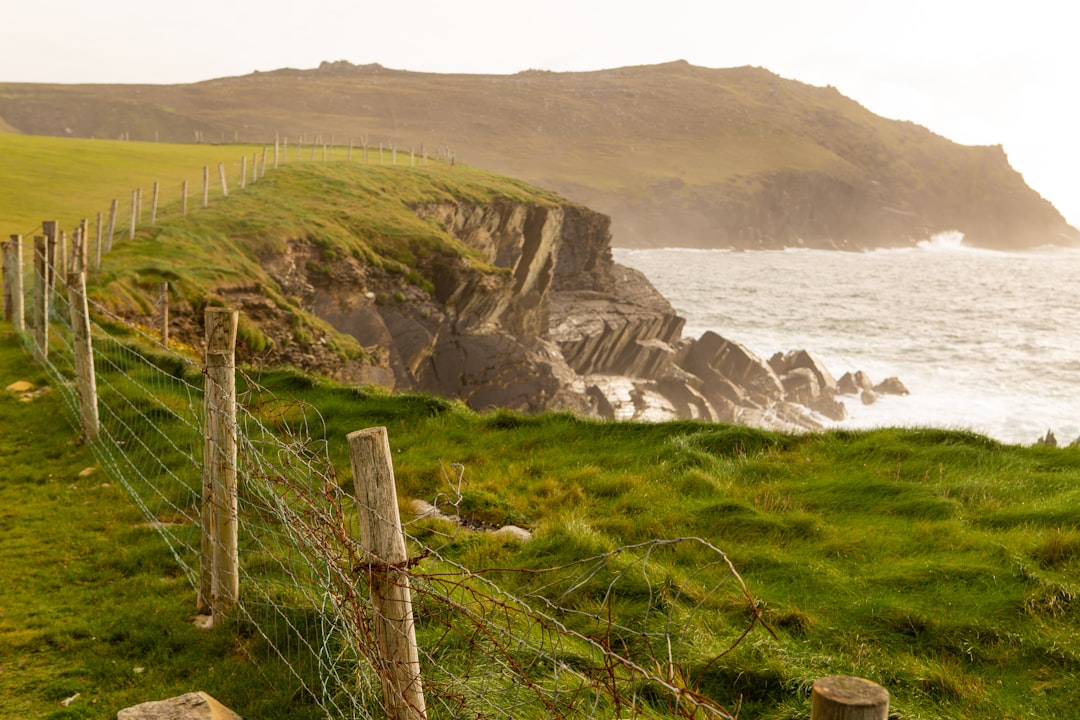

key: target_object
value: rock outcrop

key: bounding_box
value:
[258,196,894,432]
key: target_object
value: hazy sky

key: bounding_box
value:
[3,0,1077,228]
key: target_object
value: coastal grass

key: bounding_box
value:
[234,368,1080,720]
[5,331,1080,718]
[0,331,322,720]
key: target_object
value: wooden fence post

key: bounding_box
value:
[203,166,210,208]
[67,266,99,442]
[105,199,118,253]
[218,163,228,198]
[282,136,288,165]
[10,235,23,332]
[159,281,169,346]
[260,146,267,178]
[182,179,189,216]
[240,155,247,190]
[150,182,160,225]
[1,240,10,321]
[129,189,138,240]
[202,307,239,618]
[94,212,103,270]
[42,221,58,298]
[32,236,48,363]
[811,676,888,720]
[77,219,88,272]
[347,427,427,720]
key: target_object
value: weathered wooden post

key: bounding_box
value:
[274,137,280,169]
[94,212,103,270]
[32,236,48,363]
[810,676,888,720]
[201,307,239,618]
[10,235,23,332]
[1,239,11,324]
[42,221,58,297]
[260,146,268,178]
[181,179,189,216]
[203,166,210,208]
[150,182,160,225]
[159,281,169,346]
[348,427,427,720]
[77,219,89,272]
[105,199,118,253]
[67,257,99,442]
[240,155,247,190]
[282,136,288,165]
[129,189,138,240]
[218,163,228,197]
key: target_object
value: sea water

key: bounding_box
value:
[614,234,1080,446]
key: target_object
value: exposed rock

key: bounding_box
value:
[117,692,241,720]
[873,377,910,396]
[681,332,784,408]
[252,196,903,432]
[861,389,878,405]
[838,371,874,395]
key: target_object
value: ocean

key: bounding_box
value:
[613,233,1080,446]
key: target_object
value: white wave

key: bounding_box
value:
[916,230,966,251]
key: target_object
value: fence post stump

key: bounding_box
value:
[10,235,24,331]
[201,307,239,618]
[32,236,48,363]
[348,427,427,720]
[811,676,888,720]
[67,267,99,442]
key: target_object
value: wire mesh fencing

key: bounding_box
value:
[16,260,769,719]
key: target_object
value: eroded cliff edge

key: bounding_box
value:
[254,196,878,430]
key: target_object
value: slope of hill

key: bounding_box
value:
[1,60,1074,250]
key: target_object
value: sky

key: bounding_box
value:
[3,0,1077,228]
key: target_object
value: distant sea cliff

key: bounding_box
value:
[0,60,1074,251]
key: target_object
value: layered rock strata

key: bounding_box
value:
[262,198,898,431]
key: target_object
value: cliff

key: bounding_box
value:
[1,61,1075,251]
[91,163,860,430]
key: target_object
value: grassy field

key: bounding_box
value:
[5,323,1080,719]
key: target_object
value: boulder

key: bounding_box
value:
[873,377,910,396]
[860,389,877,405]
[783,349,840,397]
[781,367,820,407]
[117,692,241,720]
[837,370,874,395]
[680,331,784,408]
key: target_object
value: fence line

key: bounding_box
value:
[5,254,772,718]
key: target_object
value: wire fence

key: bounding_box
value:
[9,213,769,720]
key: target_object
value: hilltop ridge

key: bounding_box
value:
[0,60,1074,251]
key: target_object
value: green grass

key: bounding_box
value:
[0,330,322,720]
[6,325,1080,718]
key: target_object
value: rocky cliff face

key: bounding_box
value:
[260,197,885,430]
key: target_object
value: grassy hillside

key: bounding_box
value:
[5,316,1080,719]
[1,62,1074,249]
